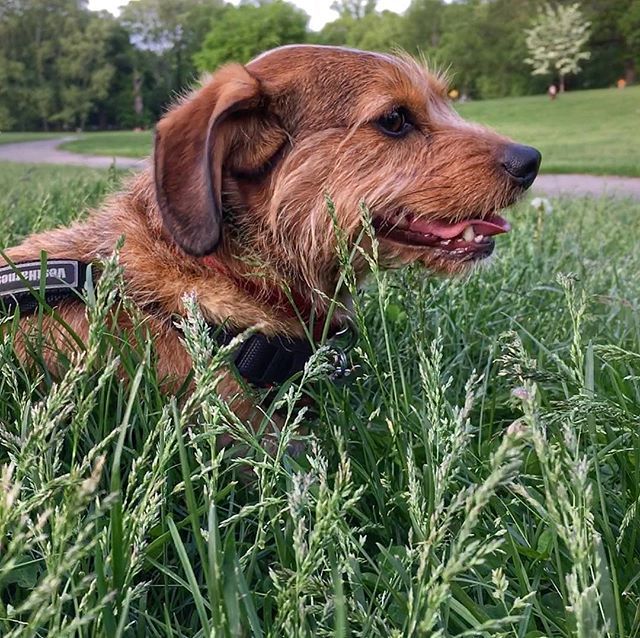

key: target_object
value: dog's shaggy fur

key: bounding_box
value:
[2,45,539,421]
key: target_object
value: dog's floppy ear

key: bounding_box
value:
[154,64,263,256]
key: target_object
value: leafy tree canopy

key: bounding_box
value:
[1,0,638,131]
[315,9,405,52]
[525,2,592,91]
[193,0,308,71]
[330,0,377,19]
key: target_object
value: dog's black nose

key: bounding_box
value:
[501,144,542,190]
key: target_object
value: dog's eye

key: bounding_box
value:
[377,108,412,137]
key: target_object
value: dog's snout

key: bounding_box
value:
[501,144,542,190]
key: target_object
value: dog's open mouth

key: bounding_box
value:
[374,213,511,260]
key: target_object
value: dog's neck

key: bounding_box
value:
[205,207,349,326]
[201,252,324,328]
[104,173,349,339]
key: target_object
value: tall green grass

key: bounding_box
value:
[1,163,639,636]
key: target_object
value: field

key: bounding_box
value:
[0,132,71,145]
[60,131,152,159]
[457,86,640,177]
[1,161,640,636]
[4,85,639,177]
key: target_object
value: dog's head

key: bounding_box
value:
[154,45,540,289]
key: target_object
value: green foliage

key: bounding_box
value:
[193,0,308,72]
[0,164,118,242]
[618,0,640,67]
[1,0,638,129]
[320,0,547,99]
[120,0,224,92]
[402,0,446,52]
[1,164,640,634]
[447,0,546,98]
[331,0,377,19]
[315,10,405,52]
[54,15,116,128]
[0,1,129,130]
[0,0,225,131]
[0,53,23,130]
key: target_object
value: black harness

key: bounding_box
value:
[0,259,87,315]
[0,259,354,387]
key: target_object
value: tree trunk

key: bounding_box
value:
[133,69,143,124]
[559,74,565,93]
[624,59,636,85]
[175,46,182,93]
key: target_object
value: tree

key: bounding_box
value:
[94,19,138,129]
[54,13,116,129]
[194,0,308,72]
[316,9,405,51]
[402,0,446,53]
[618,0,640,81]
[0,0,124,130]
[330,0,377,20]
[0,0,633,132]
[525,2,592,92]
[120,0,224,90]
[0,53,23,130]
[436,0,547,99]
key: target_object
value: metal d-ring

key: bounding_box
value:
[327,316,360,383]
[328,315,359,353]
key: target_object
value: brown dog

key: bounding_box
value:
[1,45,540,422]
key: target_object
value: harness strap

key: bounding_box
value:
[214,327,314,387]
[0,260,88,315]
[0,258,321,388]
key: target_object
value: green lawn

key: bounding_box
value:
[60,130,152,158]
[458,86,640,176]
[1,163,640,635]
[0,131,66,145]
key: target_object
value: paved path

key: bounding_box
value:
[1,137,639,199]
[0,136,143,170]
[533,173,640,199]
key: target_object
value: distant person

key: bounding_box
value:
[617,78,627,89]
[548,84,558,100]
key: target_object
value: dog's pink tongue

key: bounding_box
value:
[410,215,511,239]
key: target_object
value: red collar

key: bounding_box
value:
[201,255,330,341]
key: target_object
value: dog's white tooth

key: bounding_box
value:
[463,226,475,242]
[442,240,451,246]
[474,234,484,243]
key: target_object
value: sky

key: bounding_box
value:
[87,0,412,31]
